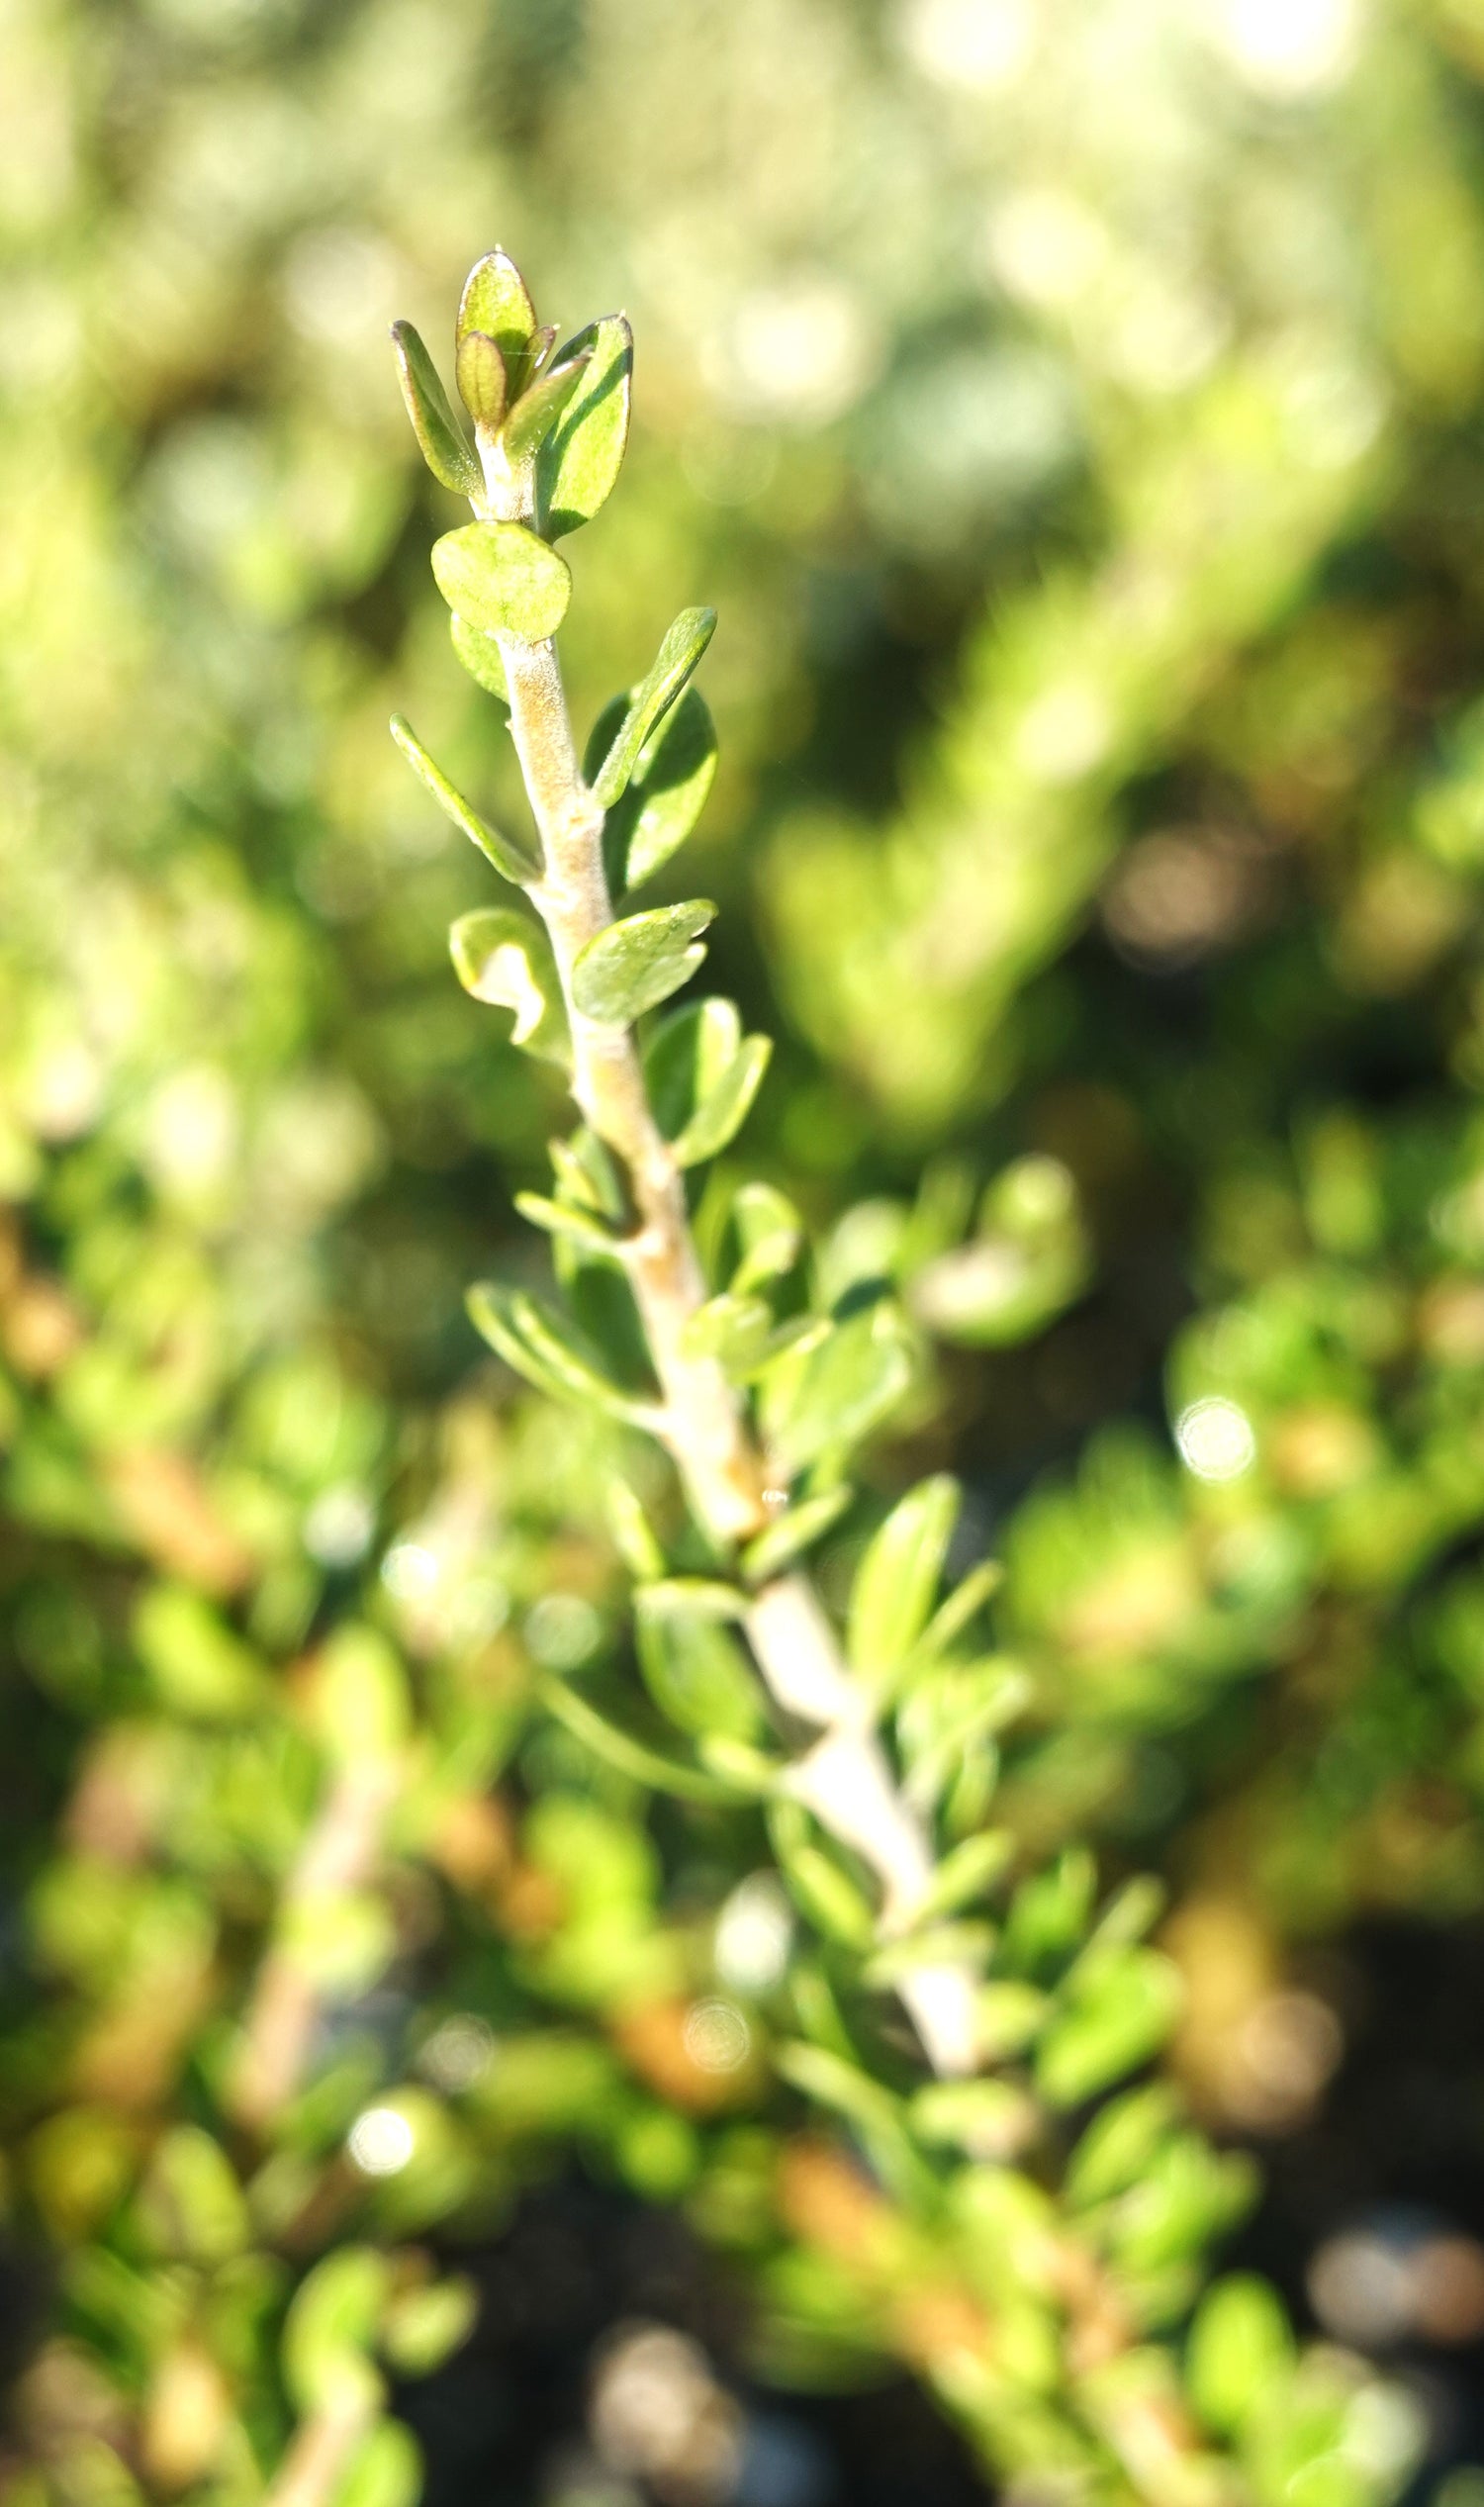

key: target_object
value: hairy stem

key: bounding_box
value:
[493,607,979,2079]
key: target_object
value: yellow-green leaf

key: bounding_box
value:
[390,716,538,885]
[536,314,633,537]
[431,521,571,642]
[391,321,483,499]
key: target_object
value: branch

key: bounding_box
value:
[486,512,978,2075]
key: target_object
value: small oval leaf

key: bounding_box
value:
[536,314,633,538]
[571,900,715,1027]
[391,322,483,499]
[589,608,717,809]
[457,249,535,357]
[454,329,508,433]
[431,521,572,642]
[390,716,538,885]
[598,687,718,894]
[449,908,569,1064]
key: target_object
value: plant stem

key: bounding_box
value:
[494,615,979,2080]
[230,1753,401,2132]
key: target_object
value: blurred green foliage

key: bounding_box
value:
[8,0,1484,2501]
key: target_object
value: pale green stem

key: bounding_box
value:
[482,473,977,2074]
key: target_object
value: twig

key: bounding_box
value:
[485,461,979,2076]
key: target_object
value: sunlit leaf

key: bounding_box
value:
[1187,2275,1296,2436]
[847,1476,960,1684]
[448,909,569,1064]
[763,1298,914,1470]
[740,1485,853,1584]
[595,687,718,894]
[589,608,717,808]
[635,1583,764,1742]
[431,521,571,642]
[538,1670,739,1803]
[503,349,594,467]
[390,716,538,885]
[453,328,508,433]
[466,1280,653,1424]
[1035,1947,1184,2107]
[448,613,510,704]
[571,899,715,1025]
[645,998,742,1138]
[673,1036,772,1167]
[391,322,483,499]
[457,249,536,357]
[535,314,633,537]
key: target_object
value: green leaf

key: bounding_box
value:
[913,1828,1017,1923]
[909,2080,1038,2162]
[381,2278,479,2378]
[674,1036,772,1167]
[1035,1946,1184,2108]
[774,2040,898,2129]
[644,998,741,1138]
[453,329,508,433]
[1187,2275,1296,2437]
[457,249,536,357]
[571,899,715,1026]
[741,1485,853,1584]
[513,1192,623,1263]
[338,2422,421,2507]
[283,2248,389,2411]
[599,687,718,894]
[643,999,771,1168]
[635,1579,762,1742]
[696,1734,782,1793]
[916,1558,1004,1661]
[1000,1847,1097,1978]
[847,1476,960,1684]
[1066,2084,1181,2208]
[467,1281,654,1425]
[502,348,594,467]
[730,1184,803,1293]
[391,717,538,885]
[391,322,483,499]
[550,1129,625,1221]
[448,909,569,1065]
[680,1292,775,1377]
[431,521,572,642]
[606,1476,666,1582]
[764,1298,914,1471]
[535,313,633,537]
[505,322,558,402]
[449,613,510,704]
[537,1671,738,1804]
[864,1921,993,1990]
[589,608,718,808]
